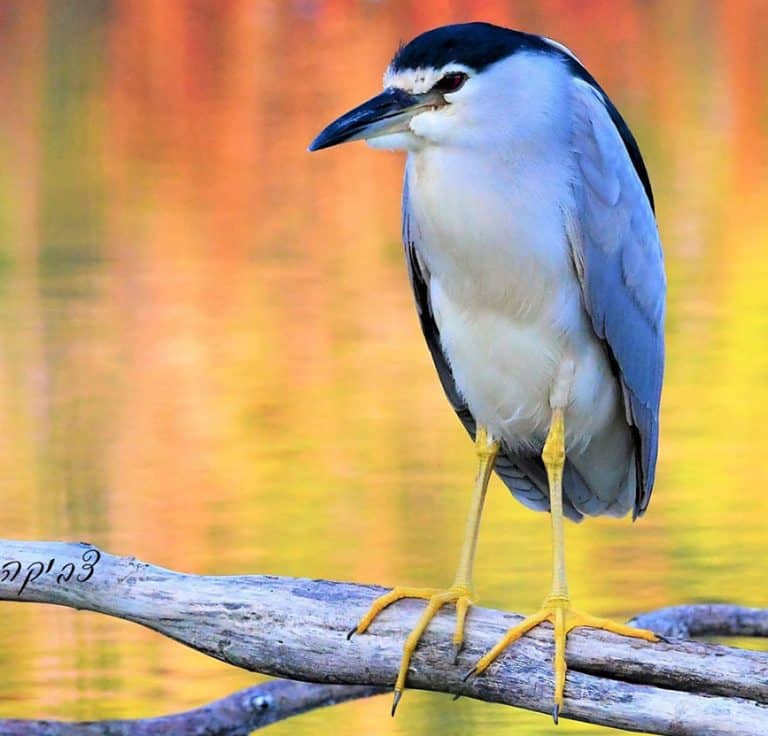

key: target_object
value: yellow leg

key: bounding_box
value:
[470,408,658,723]
[351,426,500,715]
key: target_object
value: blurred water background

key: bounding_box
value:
[1,2,767,734]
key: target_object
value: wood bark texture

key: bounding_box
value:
[1,539,766,736]
[0,680,386,735]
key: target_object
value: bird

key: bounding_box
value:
[309,21,665,722]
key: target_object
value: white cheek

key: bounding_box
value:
[409,109,453,142]
[366,132,421,151]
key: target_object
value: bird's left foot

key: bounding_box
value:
[350,584,473,714]
[468,595,659,723]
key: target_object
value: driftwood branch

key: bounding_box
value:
[0,680,385,735]
[631,604,768,639]
[1,540,767,736]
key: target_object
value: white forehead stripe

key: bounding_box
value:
[383,63,473,93]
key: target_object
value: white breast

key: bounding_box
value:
[405,144,621,455]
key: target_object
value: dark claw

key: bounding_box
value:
[452,642,463,664]
[461,666,477,682]
[452,693,462,702]
[346,627,357,641]
[655,633,670,644]
[553,703,560,724]
[391,689,403,717]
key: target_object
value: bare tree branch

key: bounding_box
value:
[631,604,768,640]
[0,680,385,735]
[1,539,767,736]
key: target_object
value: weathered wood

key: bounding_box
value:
[631,604,768,639]
[1,539,767,736]
[0,680,385,735]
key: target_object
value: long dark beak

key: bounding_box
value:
[309,87,440,151]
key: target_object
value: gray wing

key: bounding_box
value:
[567,78,666,518]
[402,175,585,522]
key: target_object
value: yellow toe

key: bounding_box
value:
[471,596,659,718]
[352,584,474,710]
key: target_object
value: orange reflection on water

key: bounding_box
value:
[0,3,767,736]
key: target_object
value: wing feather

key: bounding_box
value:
[567,78,666,517]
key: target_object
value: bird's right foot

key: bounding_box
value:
[350,584,473,715]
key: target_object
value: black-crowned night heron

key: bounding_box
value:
[310,22,665,721]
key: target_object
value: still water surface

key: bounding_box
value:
[1,2,768,735]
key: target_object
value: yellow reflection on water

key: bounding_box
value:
[0,2,767,735]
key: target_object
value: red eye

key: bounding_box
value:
[432,72,468,94]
